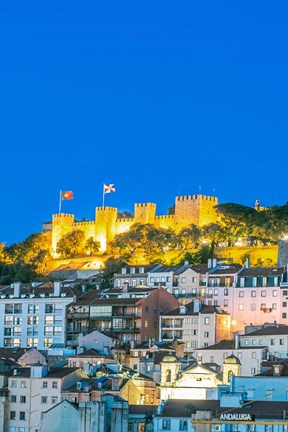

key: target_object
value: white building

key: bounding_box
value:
[160,300,230,353]
[194,339,267,376]
[239,324,288,359]
[0,282,76,350]
[7,364,87,432]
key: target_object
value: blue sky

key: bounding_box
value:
[1,1,287,245]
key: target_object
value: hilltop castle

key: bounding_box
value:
[51,194,218,256]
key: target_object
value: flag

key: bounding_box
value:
[61,191,74,200]
[104,184,116,194]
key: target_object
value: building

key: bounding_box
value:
[159,354,223,401]
[194,339,267,376]
[160,301,230,353]
[0,281,76,350]
[51,193,218,254]
[41,396,129,432]
[88,285,179,346]
[114,265,159,288]
[7,364,87,432]
[239,324,288,359]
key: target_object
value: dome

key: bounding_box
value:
[224,354,241,365]
[161,353,178,363]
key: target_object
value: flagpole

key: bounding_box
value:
[102,183,105,208]
[59,190,62,214]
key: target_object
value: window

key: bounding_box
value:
[283,302,287,307]
[252,277,257,287]
[280,339,284,345]
[10,411,16,420]
[204,317,210,325]
[224,299,228,307]
[259,339,263,345]
[52,381,58,388]
[239,291,244,297]
[272,303,277,310]
[273,290,277,297]
[238,304,244,311]
[240,278,245,287]
[145,321,148,328]
[45,304,53,313]
[271,339,275,346]
[11,395,16,402]
[20,381,26,388]
[180,420,188,430]
[252,352,256,358]
[45,315,54,325]
[263,277,267,287]
[192,277,197,283]
[224,288,229,296]
[181,277,186,283]
[54,326,62,336]
[10,380,17,388]
[214,289,218,296]
[51,396,58,404]
[130,267,135,274]
[225,278,231,287]
[162,420,171,430]
[204,332,209,338]
[274,277,278,287]
[261,290,266,297]
[42,381,48,388]
[261,304,266,310]
[150,277,154,282]
[251,291,256,297]
[19,412,25,420]
[251,303,256,311]
[283,313,287,319]
[41,396,48,404]
[20,395,26,403]
[266,389,274,400]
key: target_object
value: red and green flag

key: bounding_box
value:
[61,191,74,200]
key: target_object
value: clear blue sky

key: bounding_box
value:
[1,1,287,245]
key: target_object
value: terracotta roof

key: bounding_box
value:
[90,298,141,305]
[162,302,228,316]
[195,340,264,351]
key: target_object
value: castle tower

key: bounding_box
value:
[134,203,156,225]
[51,213,75,257]
[95,206,118,252]
[222,354,241,384]
[160,353,180,387]
[174,194,218,231]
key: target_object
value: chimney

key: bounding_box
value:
[54,281,61,297]
[122,282,129,293]
[208,259,212,269]
[212,258,217,268]
[245,257,250,269]
[235,334,239,350]
[13,282,21,298]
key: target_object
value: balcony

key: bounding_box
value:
[111,327,140,332]
[112,312,141,318]
[67,312,89,319]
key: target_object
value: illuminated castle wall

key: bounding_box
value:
[51,194,218,255]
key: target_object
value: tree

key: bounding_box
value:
[178,225,202,249]
[85,237,100,255]
[216,203,258,246]
[202,223,226,247]
[56,230,85,258]
[101,256,127,290]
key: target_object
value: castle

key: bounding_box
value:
[51,194,218,256]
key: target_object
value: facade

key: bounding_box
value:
[51,193,218,254]
[0,282,75,350]
[7,365,87,432]
[204,264,288,332]
[160,301,230,353]
[194,339,267,376]
[89,285,179,346]
[239,324,288,359]
[114,265,159,288]
[159,354,223,401]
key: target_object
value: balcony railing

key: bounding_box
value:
[67,312,89,319]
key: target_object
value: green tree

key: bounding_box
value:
[85,237,101,255]
[178,224,202,249]
[56,230,85,258]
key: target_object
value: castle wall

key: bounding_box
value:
[95,207,118,252]
[51,194,219,255]
[134,203,156,225]
[52,214,75,256]
[174,194,217,231]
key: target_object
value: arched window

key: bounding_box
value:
[166,369,171,383]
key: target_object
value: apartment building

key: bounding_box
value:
[0,282,76,350]
[114,265,159,288]
[89,285,179,346]
[239,324,288,359]
[160,300,230,353]
[7,364,87,432]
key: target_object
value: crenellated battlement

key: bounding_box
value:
[176,194,217,202]
[115,218,134,223]
[155,215,174,220]
[52,213,75,220]
[135,203,156,208]
[95,206,118,212]
[73,221,95,227]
